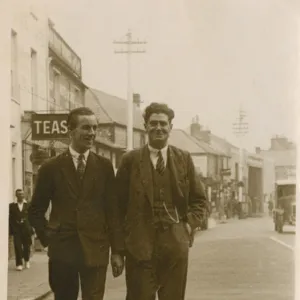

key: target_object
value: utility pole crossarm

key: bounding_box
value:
[113,41,147,45]
[114,50,146,54]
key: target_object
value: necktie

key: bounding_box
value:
[156,151,165,175]
[77,154,86,180]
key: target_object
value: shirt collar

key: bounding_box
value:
[16,200,26,204]
[148,144,168,156]
[69,146,90,161]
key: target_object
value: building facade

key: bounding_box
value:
[10,1,48,201]
[256,136,297,203]
[48,19,85,112]
[189,116,264,212]
[85,88,146,171]
[20,18,86,201]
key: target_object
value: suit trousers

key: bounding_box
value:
[13,233,31,266]
[49,259,107,300]
[125,221,190,300]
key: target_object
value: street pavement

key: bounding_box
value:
[7,250,51,300]
[12,216,295,300]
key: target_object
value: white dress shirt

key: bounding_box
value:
[17,200,27,211]
[148,144,168,168]
[69,146,90,169]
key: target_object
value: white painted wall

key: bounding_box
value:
[10,0,48,200]
[192,155,208,177]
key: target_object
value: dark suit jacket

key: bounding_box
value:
[28,150,123,267]
[115,145,207,261]
[9,202,33,242]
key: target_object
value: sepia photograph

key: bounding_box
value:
[4,0,299,299]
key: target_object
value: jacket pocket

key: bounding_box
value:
[46,223,61,240]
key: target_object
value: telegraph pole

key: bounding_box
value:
[233,108,248,204]
[114,30,146,150]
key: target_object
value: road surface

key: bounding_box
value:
[44,216,295,300]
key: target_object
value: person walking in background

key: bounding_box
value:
[268,199,274,217]
[116,102,207,300]
[9,189,33,271]
[29,107,124,300]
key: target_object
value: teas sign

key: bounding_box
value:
[31,114,69,140]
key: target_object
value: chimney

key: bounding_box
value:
[190,115,201,137]
[133,93,141,108]
[255,147,261,154]
[270,136,289,150]
[189,116,211,143]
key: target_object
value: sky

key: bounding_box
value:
[45,0,299,151]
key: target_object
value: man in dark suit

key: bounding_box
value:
[9,189,33,271]
[29,107,124,300]
[116,103,207,300]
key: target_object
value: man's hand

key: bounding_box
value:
[185,222,192,235]
[111,254,124,278]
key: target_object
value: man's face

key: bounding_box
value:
[16,190,24,202]
[70,114,97,153]
[145,113,172,149]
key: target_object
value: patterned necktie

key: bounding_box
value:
[156,150,165,175]
[77,154,86,180]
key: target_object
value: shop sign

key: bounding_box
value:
[221,168,231,176]
[31,114,68,140]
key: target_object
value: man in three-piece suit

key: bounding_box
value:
[29,107,124,300]
[9,189,33,271]
[116,103,207,300]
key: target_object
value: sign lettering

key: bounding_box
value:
[31,114,69,140]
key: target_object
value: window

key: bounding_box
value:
[11,30,18,100]
[235,163,239,181]
[30,49,38,109]
[51,67,61,112]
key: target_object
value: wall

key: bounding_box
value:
[49,62,84,111]
[192,155,208,177]
[114,125,144,149]
[207,154,218,179]
[97,125,113,142]
[262,156,275,196]
[114,126,126,147]
[11,1,48,200]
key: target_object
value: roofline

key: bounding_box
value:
[88,88,145,130]
[185,132,226,156]
[173,129,223,156]
[210,133,239,149]
[87,88,114,123]
[48,20,81,61]
[97,121,145,132]
[113,122,145,132]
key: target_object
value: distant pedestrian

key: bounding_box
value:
[268,200,274,217]
[9,189,33,271]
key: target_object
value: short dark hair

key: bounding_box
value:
[15,189,23,195]
[67,107,95,130]
[143,102,175,123]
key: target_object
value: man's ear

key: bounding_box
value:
[68,127,73,139]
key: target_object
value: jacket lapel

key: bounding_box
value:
[168,146,184,199]
[60,150,80,196]
[139,145,154,206]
